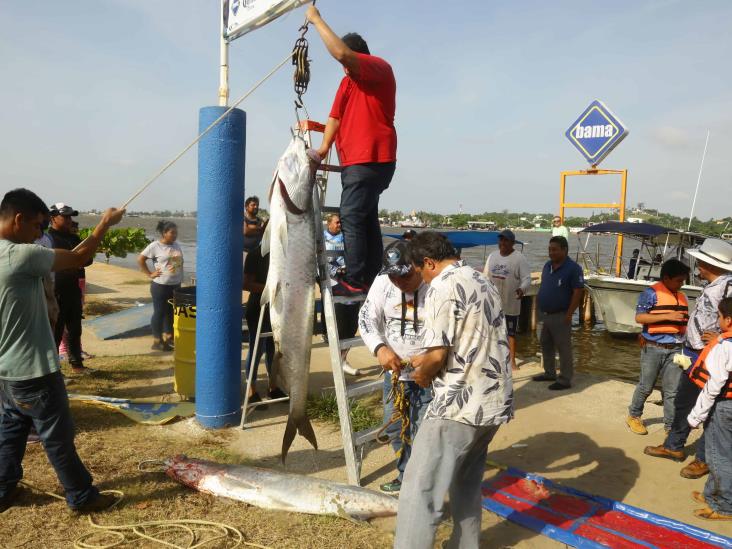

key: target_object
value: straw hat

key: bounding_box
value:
[686,238,732,272]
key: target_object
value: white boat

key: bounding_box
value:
[578,222,706,335]
[399,217,427,228]
[584,276,701,334]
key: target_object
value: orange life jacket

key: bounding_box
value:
[688,331,732,399]
[645,282,689,335]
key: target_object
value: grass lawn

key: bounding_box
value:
[0,355,393,548]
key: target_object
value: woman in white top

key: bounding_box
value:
[137,221,184,351]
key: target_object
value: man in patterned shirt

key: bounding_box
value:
[645,238,732,479]
[394,231,514,549]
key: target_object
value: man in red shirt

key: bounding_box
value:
[306,5,397,295]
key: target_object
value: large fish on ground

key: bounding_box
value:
[165,455,398,520]
[261,136,319,461]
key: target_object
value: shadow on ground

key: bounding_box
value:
[478,431,640,547]
[85,283,118,294]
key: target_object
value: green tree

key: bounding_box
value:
[79,227,150,262]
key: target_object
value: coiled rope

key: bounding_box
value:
[74,517,256,549]
[18,477,268,549]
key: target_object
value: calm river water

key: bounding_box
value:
[79,215,641,383]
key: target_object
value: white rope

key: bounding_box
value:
[74,517,265,549]
[19,479,266,549]
[120,50,294,210]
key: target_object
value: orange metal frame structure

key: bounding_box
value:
[559,168,628,276]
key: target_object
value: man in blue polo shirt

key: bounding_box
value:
[533,236,584,390]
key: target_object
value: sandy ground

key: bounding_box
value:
[28,263,732,546]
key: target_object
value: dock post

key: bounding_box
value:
[195,106,246,428]
[530,295,538,331]
[583,289,594,324]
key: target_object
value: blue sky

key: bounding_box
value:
[1,1,730,219]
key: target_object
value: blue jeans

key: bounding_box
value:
[664,372,706,462]
[0,371,98,508]
[628,345,682,430]
[340,162,395,286]
[703,400,732,514]
[383,371,433,481]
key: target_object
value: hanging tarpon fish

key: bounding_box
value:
[165,456,398,520]
[261,135,319,461]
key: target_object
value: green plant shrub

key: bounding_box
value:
[79,227,150,262]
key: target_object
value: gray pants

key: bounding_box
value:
[394,418,500,549]
[540,312,573,386]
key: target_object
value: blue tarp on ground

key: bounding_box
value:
[68,394,195,424]
[83,303,153,340]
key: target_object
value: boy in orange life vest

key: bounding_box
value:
[627,259,690,435]
[687,297,732,520]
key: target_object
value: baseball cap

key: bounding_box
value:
[49,202,79,217]
[380,241,413,277]
[498,229,516,242]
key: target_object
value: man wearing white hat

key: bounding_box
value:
[645,238,732,479]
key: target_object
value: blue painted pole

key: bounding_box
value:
[195,106,246,428]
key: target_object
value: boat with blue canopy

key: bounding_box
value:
[577,221,705,335]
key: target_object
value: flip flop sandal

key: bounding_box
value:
[691,491,707,505]
[694,507,732,520]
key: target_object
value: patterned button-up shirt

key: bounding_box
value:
[685,274,732,351]
[421,260,514,427]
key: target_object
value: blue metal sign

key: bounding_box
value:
[565,100,628,166]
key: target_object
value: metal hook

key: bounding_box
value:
[294,99,303,128]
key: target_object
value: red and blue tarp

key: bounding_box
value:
[482,467,732,548]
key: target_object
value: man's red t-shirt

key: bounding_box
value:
[328,53,397,167]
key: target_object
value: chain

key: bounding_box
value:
[375,366,412,455]
[390,371,411,453]
[292,1,315,106]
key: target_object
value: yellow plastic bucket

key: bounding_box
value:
[173,287,196,400]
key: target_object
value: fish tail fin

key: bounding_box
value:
[299,416,318,451]
[281,417,297,463]
[281,415,318,463]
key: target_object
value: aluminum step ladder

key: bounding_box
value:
[240,120,383,486]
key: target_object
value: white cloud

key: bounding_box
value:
[651,126,692,149]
